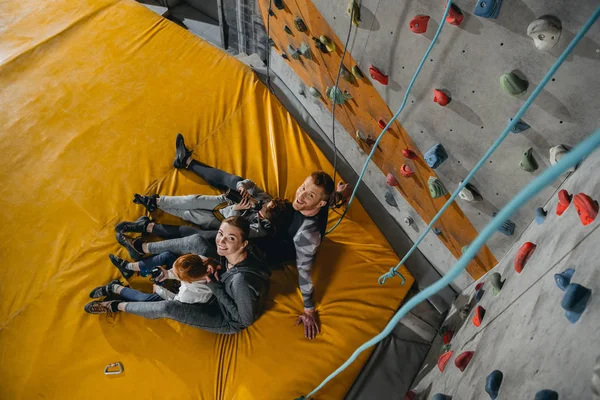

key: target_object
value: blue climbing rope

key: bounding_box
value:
[326,0,454,235]
[303,127,600,399]
[377,6,599,285]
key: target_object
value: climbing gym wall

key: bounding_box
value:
[259,0,600,290]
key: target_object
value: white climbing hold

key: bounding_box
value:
[403,216,414,226]
[527,16,562,51]
[549,144,577,173]
[458,181,482,202]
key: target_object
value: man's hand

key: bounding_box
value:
[232,197,253,211]
[296,309,320,340]
[336,181,353,202]
[238,187,251,199]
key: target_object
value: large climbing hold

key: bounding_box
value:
[573,193,599,226]
[432,394,452,400]
[294,17,307,32]
[402,148,418,159]
[490,272,505,295]
[347,0,361,26]
[384,189,397,207]
[319,35,336,52]
[493,212,516,236]
[473,305,485,327]
[592,356,600,399]
[433,89,451,106]
[500,72,528,96]
[400,164,414,178]
[409,15,430,34]
[437,350,454,372]
[455,351,475,372]
[459,182,483,202]
[554,268,575,291]
[527,16,562,51]
[446,4,464,26]
[510,118,531,133]
[288,45,300,60]
[326,86,352,104]
[386,173,399,187]
[299,42,312,60]
[274,0,284,10]
[428,177,447,199]
[474,0,502,19]
[369,65,389,85]
[312,36,328,53]
[424,143,449,169]
[535,207,547,224]
[520,148,539,172]
[535,390,559,400]
[485,370,504,399]
[340,66,355,83]
[556,189,572,216]
[561,283,592,323]
[514,241,536,273]
[550,144,577,172]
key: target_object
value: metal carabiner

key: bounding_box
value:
[104,362,124,375]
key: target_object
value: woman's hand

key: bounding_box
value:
[232,197,253,211]
[238,187,251,199]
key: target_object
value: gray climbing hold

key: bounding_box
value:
[550,144,577,172]
[347,0,361,27]
[424,143,448,169]
[268,8,275,16]
[294,16,307,32]
[459,181,482,202]
[340,66,355,83]
[527,16,562,51]
[384,189,397,207]
[403,216,414,226]
[535,389,559,400]
[535,207,547,224]
[326,86,352,104]
[281,53,289,60]
[500,72,528,96]
[299,42,312,60]
[288,45,300,60]
[432,395,452,400]
[298,88,305,97]
[475,288,485,303]
[268,38,276,47]
[490,272,504,295]
[554,268,575,291]
[592,356,600,399]
[485,370,503,399]
[520,148,539,172]
[283,25,292,35]
[309,87,321,98]
[352,65,364,79]
[428,177,447,199]
[440,343,452,353]
[493,212,515,236]
[510,118,531,133]
[274,0,284,10]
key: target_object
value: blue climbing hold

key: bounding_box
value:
[474,0,502,19]
[554,268,575,291]
[384,189,398,207]
[433,227,442,235]
[432,395,452,400]
[493,212,515,236]
[561,283,592,323]
[475,288,485,303]
[424,143,449,169]
[510,118,531,133]
[535,207,547,224]
[485,370,504,399]
[535,389,559,400]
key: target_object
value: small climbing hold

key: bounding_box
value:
[433,89,451,106]
[520,148,538,172]
[528,16,562,51]
[556,189,572,216]
[281,53,289,60]
[409,15,430,34]
[455,351,475,372]
[308,87,321,98]
[535,207,547,224]
[268,38,276,47]
[268,8,275,16]
[500,72,528,96]
[573,193,599,226]
[403,216,414,226]
[298,88,306,97]
[428,177,447,199]
[433,227,442,235]
[554,268,575,291]
[318,35,336,52]
[474,0,502,19]
[312,36,328,53]
[437,350,454,372]
[475,288,485,303]
[432,394,452,400]
[299,42,312,59]
[561,283,592,323]
[535,390,559,400]
[351,65,364,79]
[347,0,361,27]
[549,144,577,172]
[378,119,388,130]
[514,241,536,274]
[459,303,471,320]
[340,66,355,83]
[440,326,454,344]
[294,17,307,32]
[475,281,485,291]
[473,305,485,327]
[369,65,389,85]
[441,343,452,353]
[485,370,504,399]
[490,272,505,295]
[494,213,515,236]
[461,245,468,254]
[403,390,417,400]
[283,25,293,35]
[400,164,414,178]
[274,0,284,10]
[288,45,300,60]
[424,143,449,169]
[459,182,482,202]
[510,118,531,133]
[356,130,375,147]
[402,148,418,160]
[326,86,352,104]
[592,356,600,399]
[386,173,399,187]
[446,3,464,26]
[384,189,397,207]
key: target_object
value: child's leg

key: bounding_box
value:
[113,285,163,302]
[136,251,179,275]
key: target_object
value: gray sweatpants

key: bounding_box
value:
[158,194,226,230]
[146,234,218,258]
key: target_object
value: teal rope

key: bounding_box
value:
[326,0,454,237]
[303,128,600,399]
[378,6,600,285]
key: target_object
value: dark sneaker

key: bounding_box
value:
[115,216,151,234]
[173,133,193,169]
[109,254,134,279]
[133,194,158,212]
[84,300,120,315]
[115,233,144,262]
[89,279,121,298]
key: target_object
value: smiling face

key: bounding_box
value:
[293,176,327,212]
[215,221,248,257]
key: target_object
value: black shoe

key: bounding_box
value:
[115,233,144,262]
[133,193,158,212]
[84,300,120,315]
[89,279,121,298]
[109,253,134,279]
[115,216,151,234]
[173,133,193,169]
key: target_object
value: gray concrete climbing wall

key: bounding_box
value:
[265,0,600,290]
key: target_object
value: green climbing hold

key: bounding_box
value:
[284,25,293,35]
[519,147,538,172]
[347,0,361,26]
[326,86,352,104]
[462,245,468,254]
[352,65,364,79]
[268,38,276,47]
[340,66,355,83]
[294,17,307,32]
[490,272,505,295]
[428,176,447,199]
[500,72,528,96]
[309,87,321,98]
[288,45,300,60]
[299,42,312,60]
[319,35,336,52]
[440,343,452,354]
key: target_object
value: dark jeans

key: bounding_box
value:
[189,160,243,191]
[119,287,163,302]
[151,223,218,242]
[137,251,178,275]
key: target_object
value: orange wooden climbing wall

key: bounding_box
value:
[258,0,498,279]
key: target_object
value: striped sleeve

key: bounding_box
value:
[293,218,322,309]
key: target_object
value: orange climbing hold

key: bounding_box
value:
[400,164,414,177]
[369,65,389,85]
[433,89,451,106]
[455,351,475,372]
[438,350,454,372]
[514,242,536,273]
[442,329,454,344]
[556,189,572,216]
[446,3,464,26]
[402,148,418,159]
[573,193,599,226]
[410,15,430,34]
[386,173,399,187]
[473,305,485,327]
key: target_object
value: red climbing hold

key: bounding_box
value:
[514,241,536,273]
[442,329,454,344]
[410,15,430,34]
[400,164,414,178]
[369,65,389,85]
[438,350,454,372]
[473,305,485,327]
[404,390,417,400]
[446,4,464,26]
[378,118,388,129]
[475,281,485,291]
[455,351,475,372]
[556,189,572,216]
[573,193,599,226]
[386,173,399,187]
[433,89,451,106]
[402,148,418,159]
